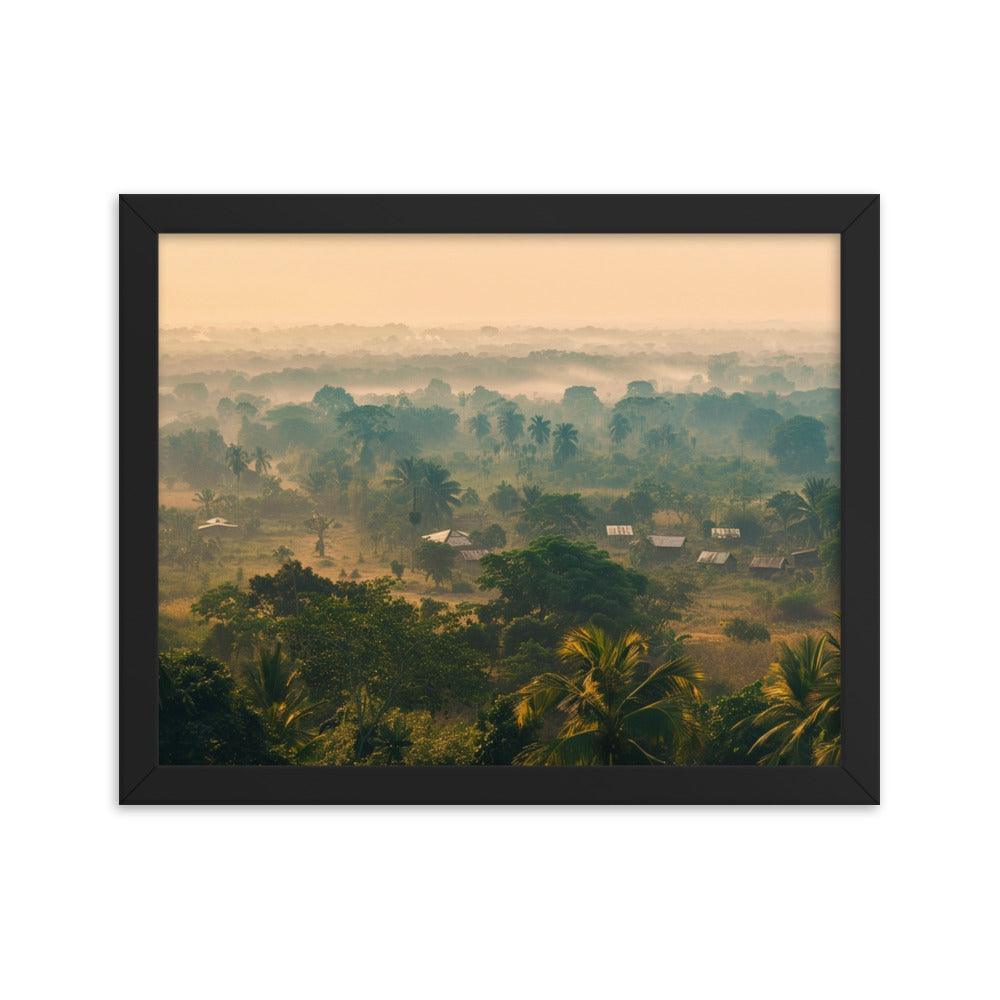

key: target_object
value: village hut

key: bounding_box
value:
[647,535,686,560]
[711,527,742,541]
[697,550,737,569]
[791,548,820,569]
[196,517,240,537]
[605,524,634,547]
[749,555,789,577]
[458,548,490,565]
[421,528,473,548]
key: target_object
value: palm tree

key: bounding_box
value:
[792,476,833,541]
[306,512,333,557]
[245,643,317,750]
[497,407,525,451]
[467,412,491,448]
[224,444,249,532]
[552,422,579,466]
[528,414,551,449]
[252,446,272,476]
[521,484,543,508]
[750,633,840,765]
[386,458,426,567]
[193,488,217,518]
[421,461,462,526]
[515,625,703,765]
[608,412,631,450]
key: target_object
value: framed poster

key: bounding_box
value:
[120,195,878,804]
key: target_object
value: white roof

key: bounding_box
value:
[648,535,686,548]
[711,527,742,538]
[197,517,239,531]
[421,529,473,547]
[606,525,634,536]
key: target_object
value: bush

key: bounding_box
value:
[389,559,405,580]
[775,587,822,621]
[451,579,474,594]
[722,618,771,642]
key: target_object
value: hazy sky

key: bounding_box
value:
[159,233,839,331]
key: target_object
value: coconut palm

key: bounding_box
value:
[467,412,491,448]
[521,484,543,508]
[608,412,631,450]
[528,414,551,449]
[515,625,703,765]
[421,461,462,526]
[224,444,249,531]
[193,488,217,517]
[245,643,317,749]
[497,407,525,451]
[552,422,579,465]
[750,632,840,765]
[252,446,272,476]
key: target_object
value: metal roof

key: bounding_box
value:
[697,550,734,564]
[648,535,686,548]
[458,548,490,561]
[711,527,741,538]
[750,555,788,569]
[421,529,473,547]
[606,525,634,536]
[197,517,239,531]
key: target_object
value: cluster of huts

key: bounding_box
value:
[605,524,818,576]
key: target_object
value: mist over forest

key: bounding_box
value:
[158,319,842,769]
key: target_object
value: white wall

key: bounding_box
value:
[3,2,996,997]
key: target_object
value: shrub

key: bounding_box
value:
[451,579,474,594]
[389,559,405,580]
[776,587,822,621]
[722,618,771,642]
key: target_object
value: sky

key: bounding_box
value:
[159,233,839,331]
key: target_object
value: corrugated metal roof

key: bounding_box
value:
[750,555,788,569]
[648,535,686,548]
[458,548,490,561]
[791,548,819,558]
[421,529,473,547]
[697,550,734,565]
[711,527,741,538]
[606,525,634,536]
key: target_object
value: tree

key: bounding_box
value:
[313,385,355,414]
[700,681,769,764]
[489,480,520,515]
[477,535,647,631]
[251,446,272,476]
[528,414,551,449]
[306,512,333,557]
[244,643,318,751]
[552,422,579,465]
[467,412,491,447]
[225,444,250,521]
[740,407,782,448]
[514,625,702,765]
[272,545,294,564]
[461,487,481,506]
[159,651,286,764]
[608,412,631,450]
[516,493,592,539]
[193,488,217,517]
[473,695,540,765]
[769,416,828,473]
[497,406,525,450]
[421,461,462,526]
[415,538,457,587]
[389,559,405,580]
[246,559,336,616]
[282,580,484,760]
[749,633,840,765]
[469,523,507,550]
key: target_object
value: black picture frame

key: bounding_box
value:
[120,194,879,805]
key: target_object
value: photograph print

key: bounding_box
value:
[157,233,841,768]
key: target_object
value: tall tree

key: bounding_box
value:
[225,444,249,529]
[608,412,631,450]
[306,512,333,557]
[252,446,272,476]
[750,633,840,765]
[528,414,551,449]
[515,625,702,765]
[552,422,579,465]
[193,488,217,518]
[497,407,525,451]
[467,412,491,448]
